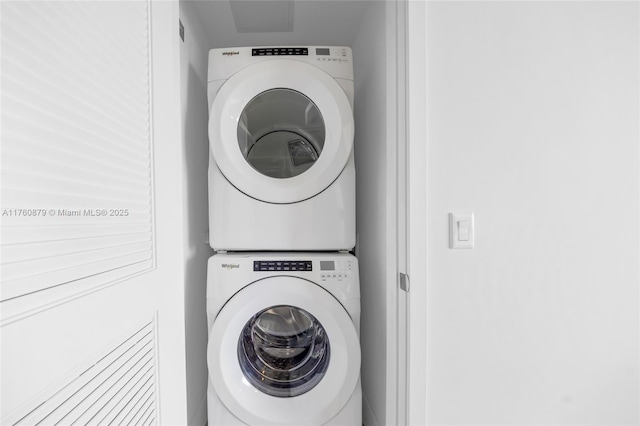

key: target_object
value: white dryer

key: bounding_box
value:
[207,253,361,426]
[207,46,355,251]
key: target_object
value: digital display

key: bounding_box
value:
[320,261,335,271]
[316,48,330,56]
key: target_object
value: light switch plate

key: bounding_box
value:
[449,212,474,249]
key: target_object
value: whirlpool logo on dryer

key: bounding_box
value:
[221,263,240,270]
[222,51,240,56]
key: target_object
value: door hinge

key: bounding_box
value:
[399,272,410,292]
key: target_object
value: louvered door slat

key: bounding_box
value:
[109,381,154,425]
[1,0,155,306]
[3,251,153,301]
[3,233,152,264]
[140,406,155,426]
[2,154,150,193]
[129,393,155,425]
[70,358,154,425]
[2,225,152,245]
[94,371,154,426]
[3,241,152,281]
[48,345,154,425]
[2,136,151,181]
[33,345,153,426]
[12,325,151,422]
[12,322,156,426]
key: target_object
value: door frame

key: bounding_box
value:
[393,0,409,424]
[392,0,429,424]
[405,0,428,425]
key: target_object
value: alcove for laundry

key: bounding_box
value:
[179,1,406,424]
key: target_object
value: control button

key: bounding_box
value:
[458,220,470,241]
[252,47,308,56]
[253,260,313,271]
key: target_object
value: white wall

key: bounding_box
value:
[424,2,639,424]
[179,3,215,425]
[353,2,398,425]
[187,1,367,49]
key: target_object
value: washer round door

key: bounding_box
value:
[209,59,354,204]
[208,277,360,426]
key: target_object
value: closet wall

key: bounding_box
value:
[179,4,214,425]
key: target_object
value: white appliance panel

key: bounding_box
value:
[207,46,356,251]
[206,253,361,426]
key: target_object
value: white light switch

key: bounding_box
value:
[458,220,470,241]
[449,212,474,249]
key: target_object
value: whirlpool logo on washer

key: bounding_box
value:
[221,51,240,56]
[221,263,240,270]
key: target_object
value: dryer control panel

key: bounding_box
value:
[209,46,353,83]
[313,47,350,64]
[252,47,308,56]
[250,46,350,64]
[250,46,349,60]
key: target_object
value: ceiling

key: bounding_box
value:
[188,0,371,48]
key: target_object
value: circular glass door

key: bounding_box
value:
[238,89,325,179]
[238,305,330,397]
[209,60,354,204]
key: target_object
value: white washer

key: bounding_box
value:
[207,253,361,426]
[207,46,355,251]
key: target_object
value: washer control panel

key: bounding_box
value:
[252,258,354,283]
[254,260,312,272]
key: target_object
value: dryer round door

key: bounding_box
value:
[208,277,360,426]
[209,60,354,204]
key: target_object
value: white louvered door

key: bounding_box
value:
[1,1,187,424]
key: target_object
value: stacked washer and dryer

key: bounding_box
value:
[206,46,361,425]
